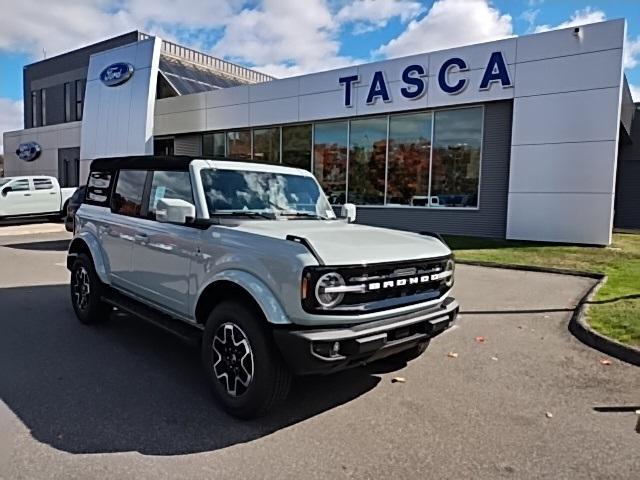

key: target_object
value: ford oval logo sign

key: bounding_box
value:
[15,142,42,162]
[100,62,134,87]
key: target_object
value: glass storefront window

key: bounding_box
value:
[203,132,226,157]
[348,117,387,205]
[314,122,348,205]
[282,124,312,170]
[253,127,280,163]
[431,107,483,208]
[387,113,432,206]
[227,130,252,159]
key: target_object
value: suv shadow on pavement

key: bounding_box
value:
[0,284,381,456]
[3,239,70,251]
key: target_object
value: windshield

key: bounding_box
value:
[0,178,12,187]
[201,169,335,220]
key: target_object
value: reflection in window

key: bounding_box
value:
[431,107,482,208]
[314,122,347,205]
[227,130,251,159]
[253,127,280,163]
[87,171,112,204]
[387,113,432,206]
[147,171,194,220]
[202,132,225,157]
[282,124,312,170]
[113,170,147,217]
[348,117,386,205]
[76,79,85,121]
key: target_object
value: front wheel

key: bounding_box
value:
[70,254,112,324]
[201,301,291,419]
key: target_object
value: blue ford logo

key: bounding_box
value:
[16,142,42,162]
[100,62,134,87]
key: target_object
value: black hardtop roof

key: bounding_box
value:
[90,155,195,171]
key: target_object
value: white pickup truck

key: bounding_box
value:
[0,176,77,220]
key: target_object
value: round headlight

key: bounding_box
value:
[315,272,345,308]
[444,259,455,288]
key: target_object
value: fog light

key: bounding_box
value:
[312,341,342,358]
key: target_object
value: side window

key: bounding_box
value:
[33,178,54,190]
[112,170,147,217]
[10,179,31,192]
[147,170,194,220]
[86,171,113,205]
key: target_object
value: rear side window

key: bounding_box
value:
[112,170,147,217]
[33,178,53,190]
[86,171,113,205]
[147,171,194,220]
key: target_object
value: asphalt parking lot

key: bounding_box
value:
[0,224,638,480]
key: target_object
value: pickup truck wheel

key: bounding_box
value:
[202,301,291,419]
[70,254,111,324]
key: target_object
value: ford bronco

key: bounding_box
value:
[67,155,458,418]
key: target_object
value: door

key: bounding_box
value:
[101,169,147,289]
[58,148,80,187]
[31,178,60,213]
[130,170,200,317]
[1,179,34,216]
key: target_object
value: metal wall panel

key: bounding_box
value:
[355,101,512,238]
[615,109,640,229]
[173,134,203,156]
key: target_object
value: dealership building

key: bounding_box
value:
[3,19,639,245]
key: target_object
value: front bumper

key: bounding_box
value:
[273,296,458,375]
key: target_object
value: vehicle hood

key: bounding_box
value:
[224,220,451,265]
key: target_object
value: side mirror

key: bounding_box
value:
[341,203,357,223]
[1,187,12,197]
[156,198,196,224]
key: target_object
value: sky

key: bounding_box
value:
[1,0,639,153]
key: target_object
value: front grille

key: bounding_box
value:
[303,256,452,314]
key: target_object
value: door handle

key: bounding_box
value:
[23,193,32,196]
[49,192,56,195]
[134,233,149,243]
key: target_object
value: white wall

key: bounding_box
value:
[2,122,81,177]
[80,37,162,180]
[507,20,625,245]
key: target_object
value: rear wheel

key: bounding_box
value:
[201,301,291,419]
[70,253,112,324]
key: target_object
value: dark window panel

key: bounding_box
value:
[253,127,280,163]
[314,121,348,205]
[282,124,312,170]
[347,117,387,205]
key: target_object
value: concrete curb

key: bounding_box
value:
[457,260,640,367]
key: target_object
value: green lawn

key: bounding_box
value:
[444,233,640,346]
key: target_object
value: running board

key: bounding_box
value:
[101,289,202,346]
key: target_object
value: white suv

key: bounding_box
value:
[68,155,458,418]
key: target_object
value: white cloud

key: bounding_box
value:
[211,0,363,77]
[533,7,605,33]
[336,0,424,34]
[375,0,513,59]
[520,9,539,32]
[0,98,24,155]
[624,36,640,70]
[0,0,241,59]
[630,83,640,102]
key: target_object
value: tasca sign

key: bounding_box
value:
[100,62,134,87]
[15,141,42,162]
[339,51,512,107]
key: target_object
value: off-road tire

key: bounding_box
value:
[201,300,292,419]
[70,253,112,324]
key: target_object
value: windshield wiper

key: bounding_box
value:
[279,211,326,220]
[211,211,275,219]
